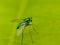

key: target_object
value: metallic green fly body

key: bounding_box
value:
[16,17,32,36]
[16,17,32,29]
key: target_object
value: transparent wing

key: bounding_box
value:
[11,19,23,23]
[16,24,25,36]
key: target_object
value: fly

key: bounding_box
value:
[16,17,32,36]
[12,17,37,45]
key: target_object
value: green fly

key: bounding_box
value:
[12,17,37,45]
[16,17,32,36]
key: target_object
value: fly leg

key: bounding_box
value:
[29,30,34,44]
[21,32,23,45]
[29,23,38,34]
[21,25,25,45]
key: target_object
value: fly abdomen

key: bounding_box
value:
[16,26,20,29]
[16,23,23,29]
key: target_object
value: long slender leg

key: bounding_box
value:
[21,25,26,45]
[30,24,38,34]
[21,32,23,45]
[29,30,34,44]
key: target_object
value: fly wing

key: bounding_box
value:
[11,19,23,23]
[16,24,25,36]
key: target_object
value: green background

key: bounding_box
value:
[0,0,60,45]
